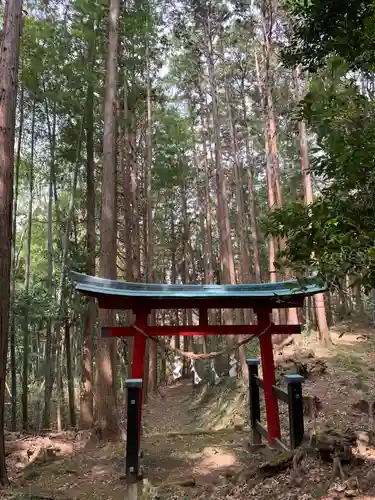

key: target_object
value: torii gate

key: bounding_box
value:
[72,272,326,446]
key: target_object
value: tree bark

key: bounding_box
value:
[0,0,23,485]
[255,50,280,324]
[65,318,76,427]
[171,211,180,350]
[145,48,157,394]
[119,75,134,373]
[129,113,141,283]
[354,282,363,313]
[204,13,236,345]
[55,115,84,431]
[80,63,96,428]
[223,71,252,342]
[201,124,214,288]
[44,104,56,430]
[97,0,121,440]
[240,80,261,283]
[260,3,298,326]
[222,66,249,374]
[22,98,35,430]
[299,115,330,345]
[181,178,194,364]
[10,85,24,431]
[198,88,216,329]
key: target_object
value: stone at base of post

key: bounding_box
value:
[126,481,138,500]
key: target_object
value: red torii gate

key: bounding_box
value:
[72,272,326,445]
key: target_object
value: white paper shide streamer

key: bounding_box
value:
[229,353,237,377]
[190,358,202,385]
[210,359,220,383]
[172,355,183,380]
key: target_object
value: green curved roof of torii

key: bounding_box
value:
[71,272,326,310]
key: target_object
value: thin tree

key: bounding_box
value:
[80,19,97,430]
[202,5,237,339]
[0,0,24,485]
[10,85,24,431]
[260,0,298,326]
[22,99,36,430]
[239,75,261,283]
[297,71,330,345]
[145,42,157,393]
[44,103,56,429]
[255,49,280,324]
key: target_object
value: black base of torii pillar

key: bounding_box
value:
[125,378,143,482]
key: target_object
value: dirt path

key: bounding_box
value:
[2,378,253,500]
[142,380,252,488]
[143,379,198,435]
[5,323,375,499]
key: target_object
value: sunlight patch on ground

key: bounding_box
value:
[90,464,114,477]
[185,445,237,475]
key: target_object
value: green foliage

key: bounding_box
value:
[264,62,375,287]
[283,0,375,72]
[153,104,194,189]
[258,0,375,291]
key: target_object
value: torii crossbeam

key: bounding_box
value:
[72,271,326,445]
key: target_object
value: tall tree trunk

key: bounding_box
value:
[129,117,141,283]
[261,3,298,325]
[199,90,216,328]
[181,178,193,363]
[326,292,334,326]
[194,127,211,353]
[197,147,208,285]
[10,85,24,431]
[222,69,249,374]
[55,117,84,431]
[171,210,180,350]
[255,51,280,324]
[268,88,298,325]
[204,15,236,345]
[299,115,330,344]
[261,0,283,211]
[202,130,214,288]
[122,80,133,284]
[80,32,96,429]
[240,79,261,282]
[65,317,76,427]
[22,99,35,430]
[0,0,23,484]
[223,74,252,337]
[145,50,157,394]
[354,282,363,313]
[97,0,121,440]
[222,56,251,290]
[120,78,134,372]
[44,105,56,429]
[54,34,96,429]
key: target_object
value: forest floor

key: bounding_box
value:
[3,319,375,499]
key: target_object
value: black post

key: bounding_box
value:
[285,374,304,449]
[246,358,261,445]
[125,378,142,481]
